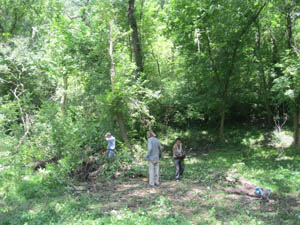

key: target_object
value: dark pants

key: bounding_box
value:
[106,149,115,158]
[174,158,184,180]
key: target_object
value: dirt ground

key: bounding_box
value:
[70,177,300,224]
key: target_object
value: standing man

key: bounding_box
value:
[145,131,162,187]
[105,132,115,158]
[173,138,185,181]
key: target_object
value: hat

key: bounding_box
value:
[147,131,156,138]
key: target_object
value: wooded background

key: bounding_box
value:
[1,0,300,170]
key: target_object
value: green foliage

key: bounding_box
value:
[273,51,300,106]
[1,0,300,224]
[98,149,135,179]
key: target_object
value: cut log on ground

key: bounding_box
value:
[32,155,60,170]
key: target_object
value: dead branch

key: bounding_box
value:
[274,113,288,132]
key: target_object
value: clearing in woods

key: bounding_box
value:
[69,155,300,225]
[1,130,300,225]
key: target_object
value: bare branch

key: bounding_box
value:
[0,77,15,85]
[274,113,288,132]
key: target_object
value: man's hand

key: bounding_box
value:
[175,153,182,157]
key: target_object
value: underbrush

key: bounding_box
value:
[1,126,300,224]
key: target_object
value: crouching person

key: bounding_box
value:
[105,132,115,158]
[173,138,185,181]
[145,131,162,187]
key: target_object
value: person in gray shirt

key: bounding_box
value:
[145,131,162,186]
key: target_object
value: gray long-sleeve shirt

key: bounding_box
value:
[147,137,162,161]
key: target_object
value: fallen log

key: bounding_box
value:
[32,155,60,170]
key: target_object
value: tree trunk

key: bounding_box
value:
[256,23,272,127]
[116,113,130,146]
[286,6,293,50]
[293,107,299,147]
[217,3,266,141]
[11,85,31,148]
[285,5,299,149]
[128,32,133,62]
[219,99,226,141]
[109,22,116,84]
[271,37,282,78]
[61,74,68,115]
[109,21,130,146]
[128,0,143,73]
[293,95,300,149]
[150,45,161,76]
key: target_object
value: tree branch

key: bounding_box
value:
[203,30,220,83]
[225,2,267,91]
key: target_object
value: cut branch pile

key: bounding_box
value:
[72,156,100,181]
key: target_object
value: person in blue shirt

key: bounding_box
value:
[105,132,115,158]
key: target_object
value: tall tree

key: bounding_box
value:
[128,0,144,73]
[108,20,130,146]
[168,0,270,140]
[254,21,272,127]
[217,2,267,140]
[285,3,300,148]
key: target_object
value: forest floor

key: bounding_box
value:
[67,153,300,225]
[1,128,300,224]
[70,176,300,225]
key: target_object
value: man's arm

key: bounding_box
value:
[173,144,177,157]
[158,141,162,157]
[147,139,152,155]
[145,139,152,160]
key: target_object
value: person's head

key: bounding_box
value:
[147,131,156,138]
[176,138,182,145]
[105,132,111,138]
